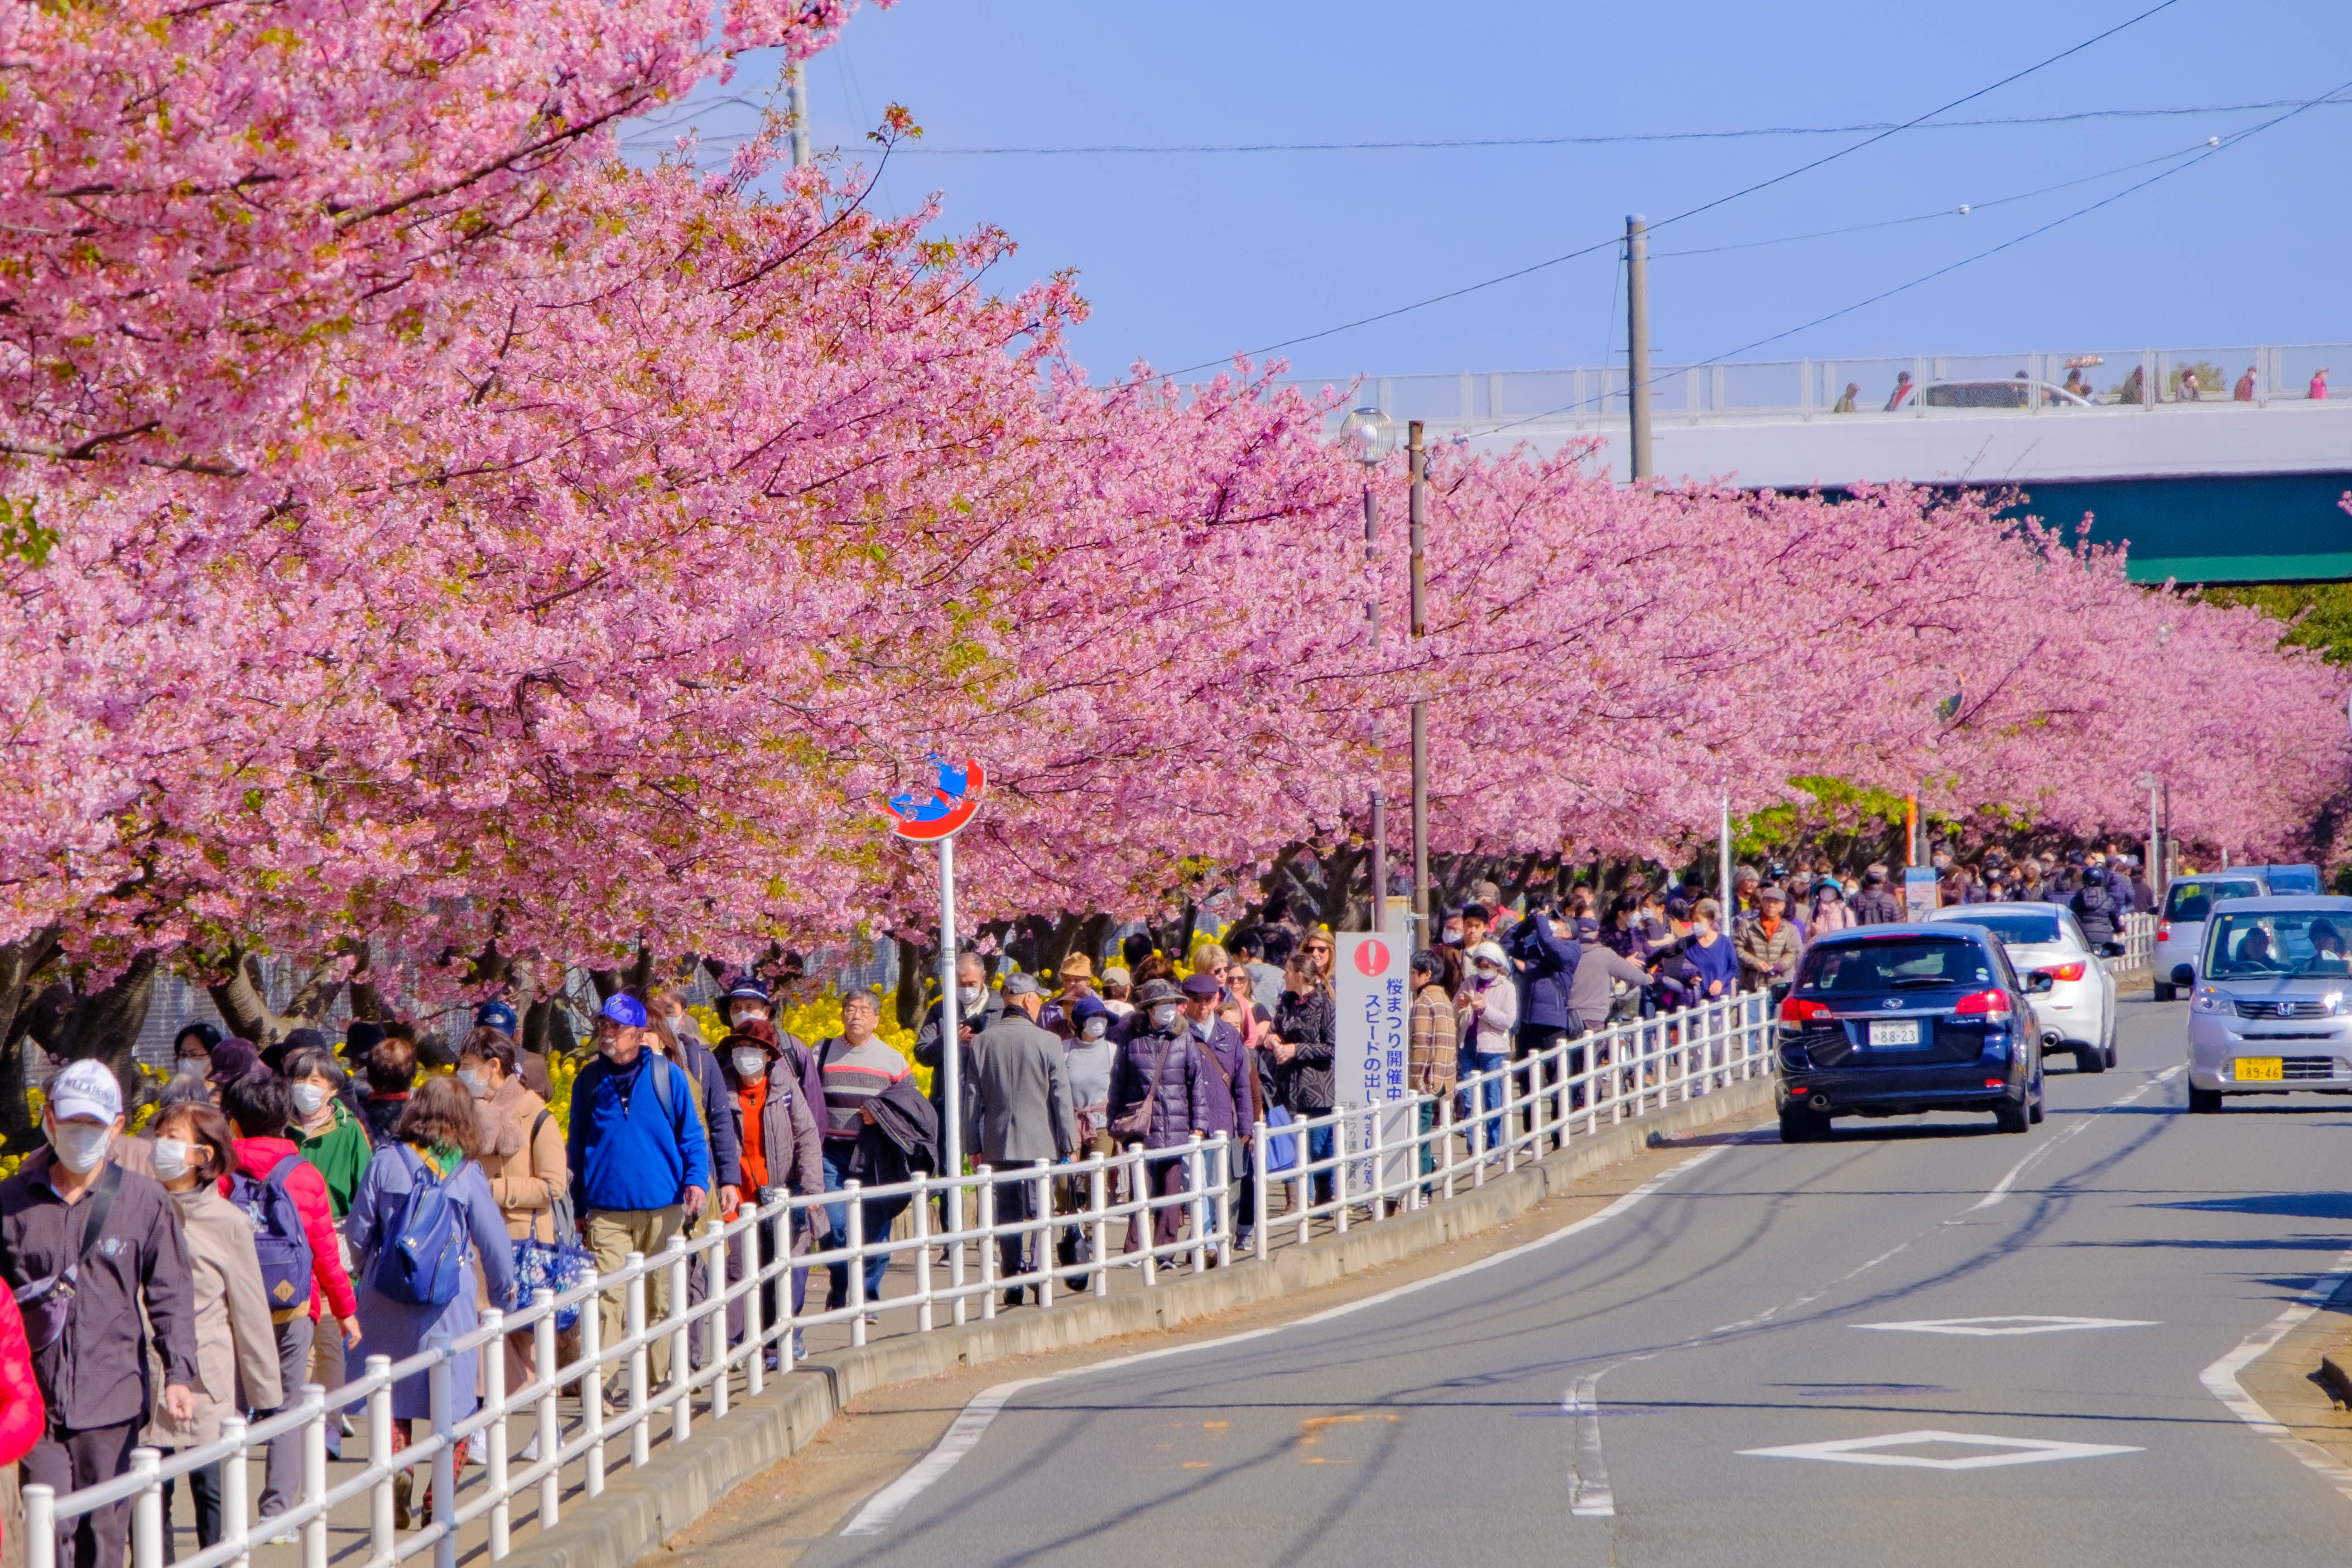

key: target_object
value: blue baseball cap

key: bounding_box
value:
[475,1000,520,1036]
[600,993,648,1030]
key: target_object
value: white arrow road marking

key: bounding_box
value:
[839,1143,1735,1535]
[2200,1245,2352,1504]
[1855,1315,2159,1336]
[1741,1429,2142,1470]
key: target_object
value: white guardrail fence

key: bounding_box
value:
[30,915,2154,1568]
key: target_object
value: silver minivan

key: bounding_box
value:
[2156,874,2269,1001]
[2184,896,2352,1112]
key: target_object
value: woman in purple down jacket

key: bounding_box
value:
[1107,978,1210,1256]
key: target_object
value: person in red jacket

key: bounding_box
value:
[219,1075,360,1535]
[0,1262,44,1553]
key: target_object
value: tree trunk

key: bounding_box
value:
[0,931,64,1147]
[26,951,160,1109]
[892,935,931,1033]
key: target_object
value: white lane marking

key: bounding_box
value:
[1709,1238,1916,1336]
[838,1143,1736,1535]
[1855,1315,2158,1336]
[1965,1065,2182,1214]
[2198,1246,2352,1504]
[1740,1429,2142,1470]
[1566,1373,1615,1517]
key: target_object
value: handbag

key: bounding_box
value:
[510,1236,597,1331]
[1108,1033,1179,1142]
[1263,1106,1300,1174]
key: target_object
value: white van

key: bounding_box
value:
[2155,874,2269,1000]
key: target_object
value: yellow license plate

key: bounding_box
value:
[2234,1057,2284,1081]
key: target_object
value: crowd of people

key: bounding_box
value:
[0,839,2159,1564]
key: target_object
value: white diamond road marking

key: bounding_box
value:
[1740,1429,2144,1470]
[1853,1315,2159,1336]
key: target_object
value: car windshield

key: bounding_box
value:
[1798,940,1998,993]
[2261,867,2321,894]
[1959,912,2063,946]
[2205,911,2352,978]
[2165,879,2264,922]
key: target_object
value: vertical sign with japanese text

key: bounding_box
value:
[1334,933,1416,1196]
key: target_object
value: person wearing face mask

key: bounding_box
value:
[472,1000,554,1098]
[719,973,828,1132]
[964,973,1076,1307]
[146,1102,280,1564]
[912,952,1002,1133]
[172,1022,222,1080]
[1458,942,1517,1153]
[1061,998,1119,1157]
[1735,887,1803,993]
[454,1028,567,1407]
[719,1020,821,1359]
[1,1060,201,1568]
[283,1047,372,1219]
[1680,898,1740,1000]
[1179,971,1259,1255]
[1107,978,1211,1258]
[219,1072,361,1533]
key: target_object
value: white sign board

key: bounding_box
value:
[1334,933,1416,1197]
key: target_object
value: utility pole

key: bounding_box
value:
[1365,482,1386,933]
[1625,214,1653,482]
[1408,420,1430,941]
[788,61,811,167]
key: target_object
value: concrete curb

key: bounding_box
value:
[499,1076,1775,1568]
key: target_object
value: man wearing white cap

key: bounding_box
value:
[0,1060,200,1568]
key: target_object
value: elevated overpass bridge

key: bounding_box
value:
[1298,343,2352,584]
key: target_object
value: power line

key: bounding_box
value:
[1473,77,2352,440]
[1163,1,2187,376]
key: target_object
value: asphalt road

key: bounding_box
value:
[795,993,2352,1568]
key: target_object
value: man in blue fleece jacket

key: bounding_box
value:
[567,992,711,1391]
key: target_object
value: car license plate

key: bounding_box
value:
[1868,1020,1921,1047]
[2235,1056,2284,1081]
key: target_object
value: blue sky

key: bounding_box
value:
[627,2,2352,384]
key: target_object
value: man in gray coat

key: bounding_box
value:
[967,973,1076,1306]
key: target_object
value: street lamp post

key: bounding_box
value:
[1339,407,1398,931]
[1407,420,1431,941]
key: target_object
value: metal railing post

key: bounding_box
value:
[129,1446,161,1568]
[947,1166,967,1326]
[704,1224,729,1421]
[845,1181,868,1345]
[365,1357,398,1548]
[25,1483,53,1568]
[481,1309,511,1559]
[1090,1158,1111,1297]
[1133,1146,1155,1288]
[666,1234,692,1444]
[579,1276,607,1497]
[428,1334,456,1568]
[1211,1133,1232,1268]
[913,1175,935,1333]
[1034,1161,1056,1308]
[1333,1114,1350,1234]
[219,1414,248,1568]
[1250,1120,1271,1261]
[300,1383,328,1568]
[535,1293,561,1526]
[1186,1136,1207,1272]
[977,1168,998,1318]
[624,1253,651,1468]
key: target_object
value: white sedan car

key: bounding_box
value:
[1926,902,2118,1071]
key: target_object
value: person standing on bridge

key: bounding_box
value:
[1832,381,1860,412]
[2311,368,2329,400]
[965,973,1075,1305]
[2235,365,2258,401]
[2071,856,2122,948]
[1110,978,1209,1256]
[1849,864,1903,925]
[1884,371,1916,411]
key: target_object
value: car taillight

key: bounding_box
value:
[1954,989,2012,1018]
[2034,963,2086,983]
[1780,996,1834,1025]
[2157,921,2170,942]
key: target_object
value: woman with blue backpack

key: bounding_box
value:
[343,1073,517,1529]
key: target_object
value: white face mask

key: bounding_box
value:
[1149,1004,1179,1031]
[455,1069,488,1100]
[50,1120,112,1174]
[151,1138,192,1182]
[732,1048,769,1080]
[291,1082,327,1117]
[958,984,983,1009]
[1080,1019,1108,1042]
[729,1004,767,1028]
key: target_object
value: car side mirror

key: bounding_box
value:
[2171,964,2195,987]
[2027,973,2057,994]
[2099,941,2127,959]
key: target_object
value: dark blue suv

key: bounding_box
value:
[1776,924,2048,1142]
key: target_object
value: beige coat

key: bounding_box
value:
[150,1185,281,1446]
[476,1078,567,1243]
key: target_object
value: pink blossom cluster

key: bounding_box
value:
[2,4,2343,998]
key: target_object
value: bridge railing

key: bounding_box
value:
[1282,345,2349,434]
[22,990,1777,1568]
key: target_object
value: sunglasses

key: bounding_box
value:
[1303,944,1332,955]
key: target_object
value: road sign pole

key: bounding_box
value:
[937,834,961,1194]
